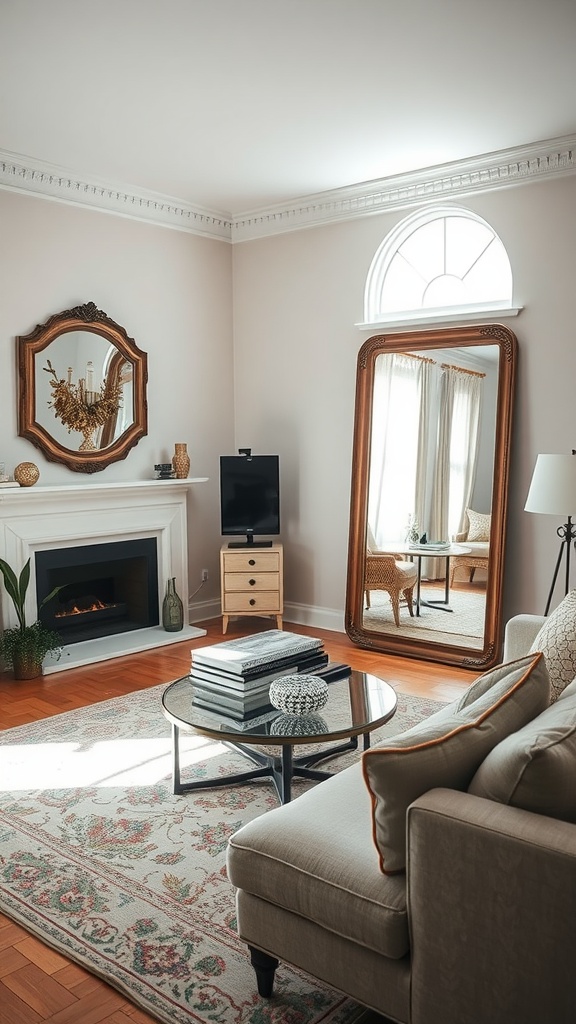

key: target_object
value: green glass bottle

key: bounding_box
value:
[162,577,184,632]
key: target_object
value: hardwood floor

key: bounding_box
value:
[0,617,476,1023]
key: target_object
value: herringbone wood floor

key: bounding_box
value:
[0,617,476,1023]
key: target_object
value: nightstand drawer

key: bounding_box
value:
[222,550,280,573]
[224,571,277,592]
[223,591,282,613]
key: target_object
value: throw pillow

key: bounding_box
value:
[362,653,549,875]
[529,589,576,702]
[469,679,576,823]
[466,508,491,542]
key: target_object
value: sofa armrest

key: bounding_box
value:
[407,789,576,1024]
[502,613,545,661]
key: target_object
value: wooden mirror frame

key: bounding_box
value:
[345,323,517,669]
[18,302,148,474]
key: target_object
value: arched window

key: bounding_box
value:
[363,206,518,328]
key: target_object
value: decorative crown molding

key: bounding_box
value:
[1,136,574,244]
[0,150,232,241]
[232,136,576,242]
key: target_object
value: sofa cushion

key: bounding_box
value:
[529,589,576,701]
[468,679,576,822]
[227,761,410,960]
[466,508,491,541]
[362,653,550,874]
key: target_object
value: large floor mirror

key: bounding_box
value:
[345,324,517,669]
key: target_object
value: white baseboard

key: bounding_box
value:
[189,597,346,635]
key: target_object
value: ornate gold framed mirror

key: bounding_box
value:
[345,324,517,669]
[18,302,148,473]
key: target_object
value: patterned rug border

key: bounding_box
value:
[0,681,442,1023]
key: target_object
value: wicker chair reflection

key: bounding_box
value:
[364,553,418,627]
[450,511,491,585]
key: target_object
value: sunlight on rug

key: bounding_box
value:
[0,683,440,1024]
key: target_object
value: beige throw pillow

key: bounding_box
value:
[469,679,576,823]
[529,589,576,701]
[362,653,550,875]
[466,508,491,542]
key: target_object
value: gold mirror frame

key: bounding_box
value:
[345,324,517,670]
[18,302,148,474]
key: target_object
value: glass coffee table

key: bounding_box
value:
[162,671,397,804]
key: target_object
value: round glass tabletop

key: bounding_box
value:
[162,670,397,746]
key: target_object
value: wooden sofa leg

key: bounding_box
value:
[249,945,279,998]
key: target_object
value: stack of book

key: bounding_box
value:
[189,630,349,729]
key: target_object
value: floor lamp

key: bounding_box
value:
[525,453,576,615]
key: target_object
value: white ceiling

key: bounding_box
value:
[1,0,576,217]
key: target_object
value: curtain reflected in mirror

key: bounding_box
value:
[346,325,517,669]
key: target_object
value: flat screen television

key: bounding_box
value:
[220,453,280,547]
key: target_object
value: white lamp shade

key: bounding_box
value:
[525,454,576,516]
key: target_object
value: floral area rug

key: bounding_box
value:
[0,682,440,1024]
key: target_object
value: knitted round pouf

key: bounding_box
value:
[269,712,329,737]
[269,674,329,715]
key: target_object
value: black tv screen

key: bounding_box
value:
[220,455,280,547]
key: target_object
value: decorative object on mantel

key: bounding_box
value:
[162,577,184,632]
[172,442,190,479]
[0,462,8,482]
[44,358,123,452]
[269,674,329,715]
[17,302,148,474]
[155,463,175,479]
[0,557,62,679]
[13,462,40,487]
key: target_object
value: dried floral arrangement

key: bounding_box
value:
[44,360,123,445]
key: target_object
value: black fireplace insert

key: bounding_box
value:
[35,538,159,645]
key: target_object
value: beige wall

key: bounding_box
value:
[232,175,576,625]
[0,190,234,608]
[2,174,575,634]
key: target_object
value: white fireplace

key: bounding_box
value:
[0,478,208,673]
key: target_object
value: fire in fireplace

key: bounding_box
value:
[35,538,159,645]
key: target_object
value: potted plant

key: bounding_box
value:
[0,557,63,679]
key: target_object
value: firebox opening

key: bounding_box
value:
[35,539,159,645]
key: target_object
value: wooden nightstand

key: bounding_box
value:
[220,542,283,634]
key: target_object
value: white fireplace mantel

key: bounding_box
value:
[0,477,208,672]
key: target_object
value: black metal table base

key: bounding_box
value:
[415,555,454,614]
[171,723,369,803]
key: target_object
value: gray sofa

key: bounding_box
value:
[227,615,576,1024]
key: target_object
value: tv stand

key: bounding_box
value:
[220,542,283,634]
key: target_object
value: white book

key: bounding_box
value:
[191,630,323,674]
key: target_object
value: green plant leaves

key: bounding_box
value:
[0,556,28,629]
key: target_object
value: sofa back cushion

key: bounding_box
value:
[468,678,576,822]
[529,589,576,701]
[362,653,550,874]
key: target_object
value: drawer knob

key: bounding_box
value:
[249,559,256,566]
[249,598,256,606]
[249,578,256,586]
